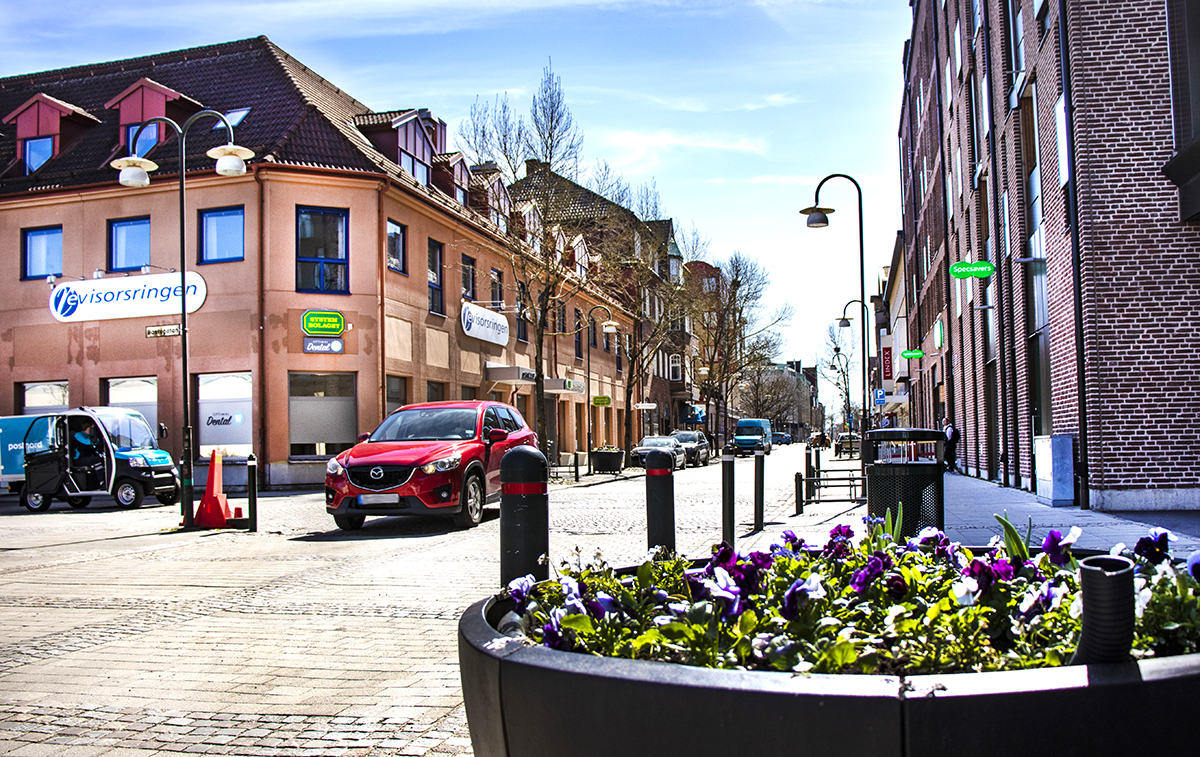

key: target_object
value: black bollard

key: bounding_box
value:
[795,471,804,515]
[247,453,258,533]
[645,449,676,552]
[500,445,550,586]
[753,448,765,532]
[805,447,816,503]
[573,451,580,482]
[1071,555,1136,665]
[722,445,735,545]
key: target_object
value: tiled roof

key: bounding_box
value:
[351,110,416,127]
[0,36,412,195]
[509,164,640,227]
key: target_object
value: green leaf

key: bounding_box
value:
[637,561,653,591]
[892,505,904,542]
[821,640,858,670]
[994,513,1031,563]
[560,614,595,634]
[737,609,758,637]
[883,508,894,538]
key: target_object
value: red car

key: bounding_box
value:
[324,400,537,531]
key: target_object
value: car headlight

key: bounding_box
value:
[128,456,148,468]
[326,457,344,476]
[421,454,461,475]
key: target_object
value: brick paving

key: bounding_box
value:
[2,444,1198,756]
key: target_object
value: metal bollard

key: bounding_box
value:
[721,446,735,545]
[753,448,765,532]
[573,451,580,482]
[500,445,550,586]
[644,449,676,552]
[805,447,816,502]
[795,471,804,515]
[247,453,258,533]
[815,447,822,479]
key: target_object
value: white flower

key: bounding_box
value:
[1069,593,1082,618]
[1061,526,1082,548]
[1150,527,1178,542]
[1109,542,1126,556]
[952,577,979,606]
[1134,577,1152,618]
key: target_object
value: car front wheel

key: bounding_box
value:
[114,480,144,509]
[21,488,51,512]
[453,472,484,529]
[333,513,365,531]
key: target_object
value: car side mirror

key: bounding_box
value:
[357,432,370,443]
[158,423,169,440]
[487,428,509,444]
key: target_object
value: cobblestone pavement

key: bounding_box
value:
[4,444,1197,756]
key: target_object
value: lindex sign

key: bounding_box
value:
[901,349,925,359]
[950,261,996,279]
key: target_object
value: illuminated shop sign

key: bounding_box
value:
[461,300,509,346]
[48,272,207,323]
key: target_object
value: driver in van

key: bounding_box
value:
[72,418,104,489]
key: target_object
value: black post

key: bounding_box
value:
[573,451,580,483]
[753,448,765,532]
[500,445,549,585]
[644,449,675,552]
[721,445,735,545]
[246,452,258,533]
[795,471,804,515]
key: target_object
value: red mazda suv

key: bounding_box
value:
[324,400,538,531]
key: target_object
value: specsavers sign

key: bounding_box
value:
[461,300,509,346]
[49,272,207,323]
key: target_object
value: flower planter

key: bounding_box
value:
[589,449,624,474]
[459,594,1200,757]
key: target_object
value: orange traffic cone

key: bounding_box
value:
[194,451,230,528]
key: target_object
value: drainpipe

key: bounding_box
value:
[254,163,268,489]
[378,179,387,421]
[1059,0,1090,509]
[931,1,957,429]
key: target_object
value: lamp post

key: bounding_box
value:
[836,298,871,430]
[111,110,253,528]
[802,174,869,473]
[830,349,853,443]
[585,304,619,474]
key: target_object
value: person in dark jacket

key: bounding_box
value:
[942,417,959,473]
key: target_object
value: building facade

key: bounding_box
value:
[899,0,1200,509]
[1,37,638,487]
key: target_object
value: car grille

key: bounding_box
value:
[347,465,414,491]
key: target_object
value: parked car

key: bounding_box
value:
[670,430,711,467]
[628,436,687,470]
[835,433,861,458]
[324,400,537,531]
[732,418,773,456]
[772,432,792,446]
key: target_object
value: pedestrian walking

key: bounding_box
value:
[942,417,959,473]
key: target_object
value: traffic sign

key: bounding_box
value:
[874,388,886,405]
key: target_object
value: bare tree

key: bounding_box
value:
[821,324,856,433]
[456,94,528,185]
[525,60,584,179]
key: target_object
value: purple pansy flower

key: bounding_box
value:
[963,558,997,593]
[1187,551,1200,582]
[882,572,908,601]
[1134,527,1176,565]
[585,591,620,620]
[851,551,894,593]
[506,574,536,605]
[823,524,855,559]
[702,567,743,618]
[780,573,826,620]
[1042,526,1081,567]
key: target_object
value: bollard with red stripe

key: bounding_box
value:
[500,444,549,586]
[644,449,676,552]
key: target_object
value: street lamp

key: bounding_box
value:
[111,110,253,528]
[830,349,853,444]
[802,174,870,470]
[836,297,871,428]
[586,304,619,474]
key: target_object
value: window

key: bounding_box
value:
[288,372,356,457]
[22,226,62,279]
[574,309,583,359]
[126,123,158,158]
[557,305,567,333]
[197,373,252,458]
[516,283,528,342]
[461,386,477,400]
[490,268,504,309]
[296,207,348,294]
[669,354,682,382]
[616,337,623,372]
[109,217,150,272]
[214,108,250,128]
[603,329,611,352]
[199,207,244,263]
[20,381,68,414]
[24,136,53,174]
[589,316,597,347]
[387,219,406,273]
[428,239,445,314]
[386,375,408,415]
[516,394,529,423]
[461,254,476,300]
[427,381,445,402]
[400,150,430,185]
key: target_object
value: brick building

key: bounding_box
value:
[0,37,644,488]
[898,0,1200,509]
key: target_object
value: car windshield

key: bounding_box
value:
[736,426,764,436]
[94,410,157,450]
[639,437,674,447]
[371,407,479,441]
[673,432,698,443]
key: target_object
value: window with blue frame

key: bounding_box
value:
[126,123,158,158]
[24,137,53,174]
[199,207,244,263]
[387,219,406,273]
[461,254,476,300]
[428,239,444,314]
[296,207,348,294]
[109,217,150,272]
[22,226,62,279]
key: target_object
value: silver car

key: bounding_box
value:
[628,436,687,470]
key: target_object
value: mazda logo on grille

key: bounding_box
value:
[370,467,384,480]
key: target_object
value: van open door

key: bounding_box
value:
[21,415,67,512]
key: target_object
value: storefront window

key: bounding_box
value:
[105,377,158,431]
[199,373,253,458]
[288,372,356,457]
[21,381,68,414]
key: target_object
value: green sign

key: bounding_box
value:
[950,261,996,279]
[592,395,611,407]
[302,310,345,336]
[901,349,924,359]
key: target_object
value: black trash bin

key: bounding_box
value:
[864,428,945,537]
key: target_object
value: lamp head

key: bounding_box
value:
[110,156,158,188]
[601,319,619,334]
[800,205,834,228]
[207,144,254,177]
[93,269,104,279]
[838,318,852,329]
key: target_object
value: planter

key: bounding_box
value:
[589,450,624,474]
[459,594,1200,757]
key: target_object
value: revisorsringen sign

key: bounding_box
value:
[48,272,207,323]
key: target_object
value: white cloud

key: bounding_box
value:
[597,129,767,171]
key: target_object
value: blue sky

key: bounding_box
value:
[1,0,912,400]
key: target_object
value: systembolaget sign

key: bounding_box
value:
[48,272,207,323]
[461,300,509,346]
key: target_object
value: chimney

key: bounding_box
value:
[525,159,549,176]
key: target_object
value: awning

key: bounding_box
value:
[543,378,586,395]
[684,404,706,423]
[484,363,536,385]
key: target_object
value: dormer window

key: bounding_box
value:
[400,150,430,186]
[3,92,99,176]
[24,137,53,174]
[105,77,202,153]
[127,123,159,158]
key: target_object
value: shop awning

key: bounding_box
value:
[543,378,586,394]
[684,404,706,423]
[484,363,536,385]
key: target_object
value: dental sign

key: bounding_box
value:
[49,272,207,323]
[461,300,509,346]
